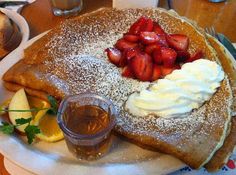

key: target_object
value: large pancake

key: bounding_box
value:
[2,8,233,169]
[204,35,236,172]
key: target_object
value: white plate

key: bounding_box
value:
[0,33,184,174]
[0,8,29,51]
[4,158,34,175]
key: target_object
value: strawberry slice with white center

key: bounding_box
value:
[140,32,159,44]
[185,50,204,63]
[161,47,177,67]
[129,51,153,81]
[115,39,138,51]
[105,48,122,66]
[153,22,166,35]
[123,34,139,43]
[166,34,189,51]
[151,64,162,81]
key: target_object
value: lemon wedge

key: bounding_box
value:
[28,96,64,142]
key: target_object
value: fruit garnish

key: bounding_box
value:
[151,65,162,81]
[185,50,204,63]
[8,88,33,133]
[123,34,139,42]
[141,18,154,32]
[153,22,166,35]
[161,47,177,67]
[105,48,122,66]
[153,48,162,64]
[161,66,177,77]
[166,34,189,51]
[0,100,10,115]
[115,39,138,51]
[32,113,64,142]
[128,16,147,34]
[176,51,190,62]
[129,51,153,81]
[0,89,61,144]
[129,16,153,34]
[140,32,159,44]
[156,34,168,47]
[126,48,138,60]
[105,16,204,82]
[144,43,161,55]
[122,66,134,78]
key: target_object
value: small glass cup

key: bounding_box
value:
[57,93,117,160]
[50,0,83,16]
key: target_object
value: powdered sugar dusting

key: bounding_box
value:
[30,8,233,166]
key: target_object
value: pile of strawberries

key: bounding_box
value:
[105,16,203,82]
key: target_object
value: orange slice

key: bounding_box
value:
[28,96,64,142]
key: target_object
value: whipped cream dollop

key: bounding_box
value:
[126,59,225,118]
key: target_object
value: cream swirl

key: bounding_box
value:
[125,59,224,118]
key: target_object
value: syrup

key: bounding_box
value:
[64,105,113,160]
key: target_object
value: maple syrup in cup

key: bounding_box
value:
[50,0,83,16]
[57,93,117,160]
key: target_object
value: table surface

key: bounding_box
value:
[0,0,236,174]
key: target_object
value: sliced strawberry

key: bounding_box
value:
[129,52,153,81]
[115,39,138,51]
[119,51,128,67]
[161,47,177,67]
[105,48,122,66]
[185,50,204,63]
[166,34,189,51]
[145,43,161,55]
[125,47,141,60]
[141,18,154,32]
[153,22,166,35]
[151,65,162,81]
[161,66,176,77]
[140,32,159,44]
[161,64,180,77]
[122,66,134,78]
[176,51,190,62]
[153,48,162,64]
[137,43,145,51]
[123,34,139,43]
[156,34,168,47]
[126,48,137,60]
[174,64,181,69]
[129,16,147,35]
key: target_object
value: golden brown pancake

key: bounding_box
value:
[204,35,236,172]
[2,8,233,169]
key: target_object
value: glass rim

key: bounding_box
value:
[57,93,117,140]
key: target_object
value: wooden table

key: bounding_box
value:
[0,0,235,174]
[19,0,236,41]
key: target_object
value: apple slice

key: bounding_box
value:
[8,89,32,133]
